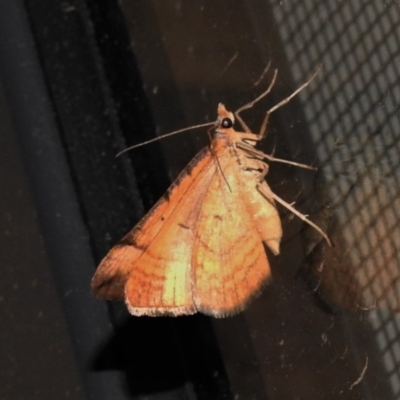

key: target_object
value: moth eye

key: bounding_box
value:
[221,117,233,128]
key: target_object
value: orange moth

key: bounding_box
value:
[92,68,331,317]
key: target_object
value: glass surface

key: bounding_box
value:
[115,1,400,399]
[3,1,398,399]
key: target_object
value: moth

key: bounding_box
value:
[92,68,331,317]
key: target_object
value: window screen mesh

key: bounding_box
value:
[270,0,400,396]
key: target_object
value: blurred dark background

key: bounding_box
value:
[0,1,399,399]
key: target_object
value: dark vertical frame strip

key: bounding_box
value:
[0,1,130,399]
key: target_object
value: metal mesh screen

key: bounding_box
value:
[270,0,400,396]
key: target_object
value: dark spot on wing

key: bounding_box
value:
[214,215,223,221]
[178,223,190,230]
[163,188,172,202]
[115,238,146,251]
[92,271,127,300]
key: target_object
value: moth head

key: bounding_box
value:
[217,103,235,130]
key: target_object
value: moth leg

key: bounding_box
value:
[234,69,278,133]
[257,162,269,182]
[237,142,316,171]
[239,155,269,178]
[257,65,321,140]
[256,182,333,247]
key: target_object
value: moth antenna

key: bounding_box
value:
[116,121,215,157]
